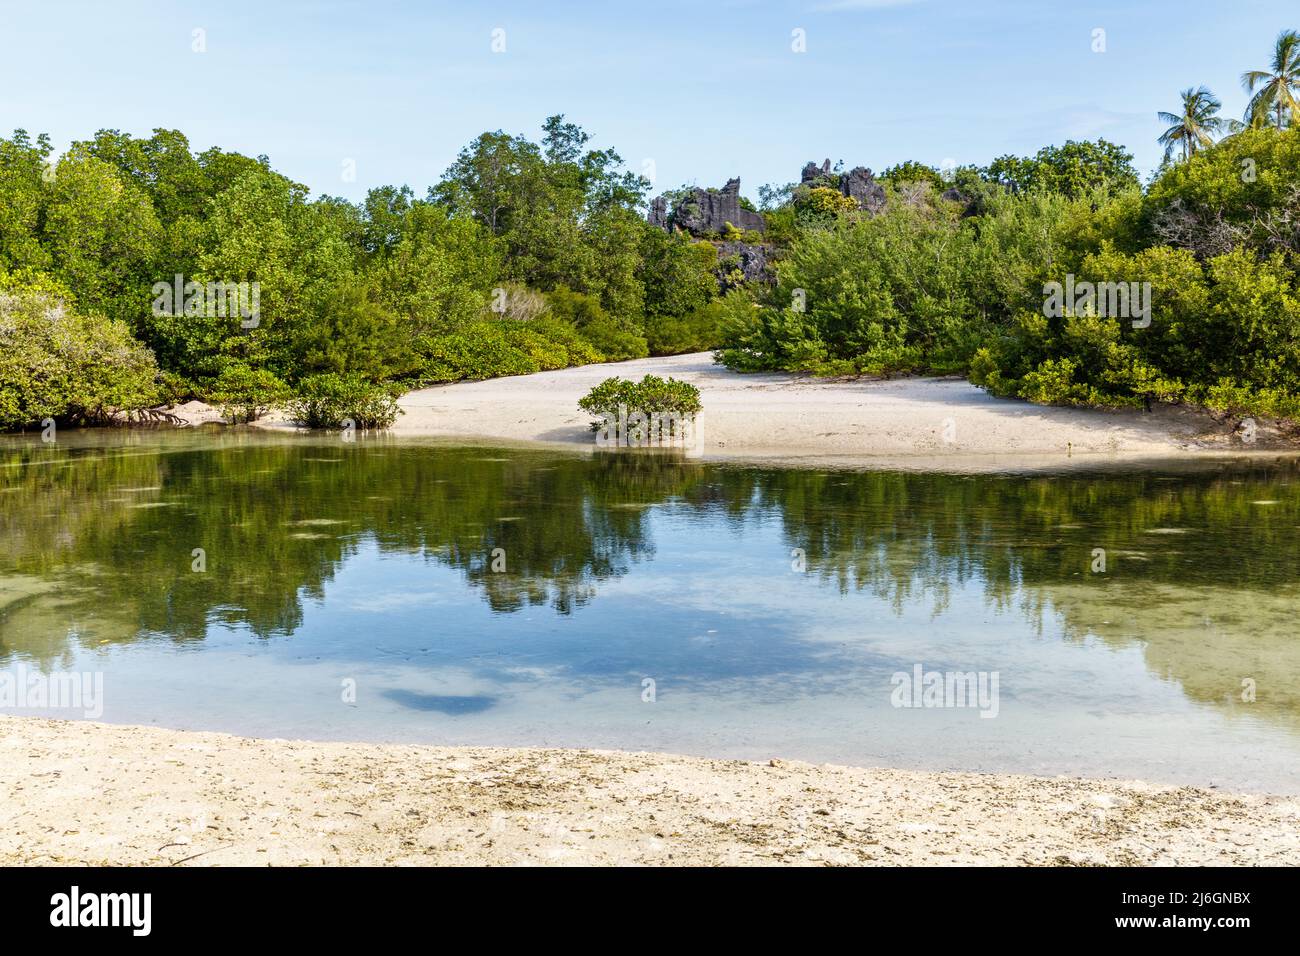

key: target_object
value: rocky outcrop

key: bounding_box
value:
[648,196,669,230]
[645,178,768,290]
[651,178,765,236]
[799,158,886,214]
[646,162,890,239]
[714,240,772,286]
[839,166,886,215]
[644,161,888,289]
[801,159,833,183]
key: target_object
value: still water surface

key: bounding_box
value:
[2,432,1298,791]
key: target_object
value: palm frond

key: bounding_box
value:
[1242,69,1273,92]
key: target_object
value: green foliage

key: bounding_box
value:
[577,374,702,427]
[207,363,290,424]
[0,117,703,427]
[636,231,719,354]
[43,149,163,325]
[760,205,799,245]
[1241,29,1300,130]
[285,373,402,429]
[372,201,500,337]
[1158,87,1228,163]
[506,318,603,369]
[972,241,1300,420]
[793,185,857,222]
[0,280,160,427]
[0,130,54,274]
[637,233,716,319]
[545,286,648,361]
[644,301,726,355]
[296,278,409,381]
[1143,126,1300,256]
[418,325,538,382]
[718,191,1070,375]
[6,103,1300,432]
[722,119,1300,424]
[714,290,789,371]
[432,115,649,318]
[881,161,945,191]
[416,317,602,383]
[986,139,1141,197]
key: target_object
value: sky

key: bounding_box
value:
[0,0,1295,204]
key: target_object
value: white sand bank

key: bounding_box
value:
[177,354,1290,471]
[3,717,1297,866]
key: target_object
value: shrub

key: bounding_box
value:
[286,373,402,429]
[512,318,602,368]
[881,161,945,191]
[637,231,718,326]
[714,289,801,371]
[716,188,1095,378]
[413,316,605,384]
[793,185,857,221]
[0,282,160,428]
[717,203,983,374]
[155,370,192,407]
[986,139,1141,198]
[971,241,1300,419]
[546,287,649,361]
[644,301,726,355]
[578,313,649,361]
[207,363,290,424]
[418,324,539,382]
[577,374,702,429]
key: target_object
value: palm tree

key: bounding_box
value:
[1158,87,1227,162]
[1241,29,1300,129]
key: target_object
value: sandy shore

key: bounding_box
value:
[174,353,1289,470]
[3,716,1296,866]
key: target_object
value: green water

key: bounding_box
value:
[2,430,1298,791]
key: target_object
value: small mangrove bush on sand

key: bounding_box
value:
[207,363,291,424]
[285,374,403,429]
[578,375,702,431]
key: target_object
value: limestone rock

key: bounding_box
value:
[801,159,832,184]
[648,196,669,230]
[839,166,886,215]
[647,178,765,236]
[714,240,772,286]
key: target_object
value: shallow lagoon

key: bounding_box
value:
[2,431,1298,792]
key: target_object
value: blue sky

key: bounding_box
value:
[1,0,1294,203]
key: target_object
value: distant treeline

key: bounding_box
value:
[1,29,1298,430]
